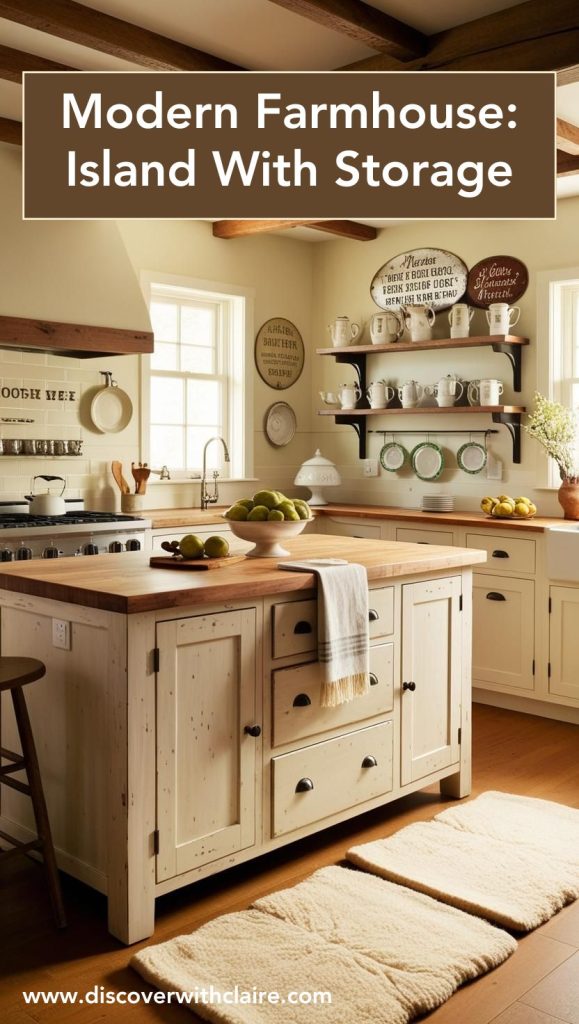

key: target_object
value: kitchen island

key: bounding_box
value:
[0,536,485,943]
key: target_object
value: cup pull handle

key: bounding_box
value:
[369,672,379,686]
[295,777,314,793]
[368,608,379,622]
[293,620,312,635]
[486,592,506,601]
[292,693,312,707]
[492,550,509,558]
[362,755,378,768]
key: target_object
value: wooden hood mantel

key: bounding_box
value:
[0,314,154,358]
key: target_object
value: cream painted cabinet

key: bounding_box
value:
[472,574,535,692]
[400,576,462,786]
[156,608,258,881]
[549,587,579,702]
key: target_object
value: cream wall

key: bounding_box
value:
[311,206,579,515]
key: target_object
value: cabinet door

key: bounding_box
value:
[549,587,579,702]
[472,574,534,692]
[156,608,257,881]
[401,576,462,786]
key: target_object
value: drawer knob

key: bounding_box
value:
[486,592,506,602]
[292,693,312,707]
[369,672,379,687]
[244,724,262,737]
[293,620,313,635]
[295,777,314,793]
[402,680,416,692]
[368,608,379,622]
[492,549,509,558]
[362,755,378,768]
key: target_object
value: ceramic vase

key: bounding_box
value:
[558,480,579,520]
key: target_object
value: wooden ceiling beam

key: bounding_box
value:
[0,0,242,71]
[213,219,377,240]
[557,64,579,85]
[0,43,74,84]
[0,116,22,146]
[341,0,579,71]
[557,118,579,155]
[557,149,579,175]
[266,0,426,61]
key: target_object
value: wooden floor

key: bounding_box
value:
[1,704,579,1024]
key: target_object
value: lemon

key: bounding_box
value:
[252,490,280,510]
[495,502,514,517]
[179,534,205,559]
[267,509,284,521]
[528,502,537,515]
[247,505,269,521]
[224,503,249,521]
[514,502,530,518]
[480,497,497,514]
[204,535,230,558]
[237,498,254,511]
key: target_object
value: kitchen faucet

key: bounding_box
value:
[150,465,171,480]
[200,436,230,510]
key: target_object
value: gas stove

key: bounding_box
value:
[0,511,151,560]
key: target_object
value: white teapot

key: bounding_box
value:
[328,316,360,348]
[398,380,424,409]
[369,311,404,345]
[338,383,361,409]
[403,304,436,342]
[427,373,464,408]
[366,381,395,409]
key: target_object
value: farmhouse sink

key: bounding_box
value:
[546,527,579,582]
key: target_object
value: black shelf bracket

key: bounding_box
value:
[492,412,523,463]
[491,342,523,392]
[333,350,367,392]
[336,414,367,458]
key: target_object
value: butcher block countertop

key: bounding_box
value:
[0,535,486,615]
[147,504,569,533]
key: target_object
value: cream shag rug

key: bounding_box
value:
[132,865,515,1024]
[348,791,579,931]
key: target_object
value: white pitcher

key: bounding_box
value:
[448,303,474,339]
[485,303,520,335]
[469,378,503,406]
[366,381,395,409]
[397,380,424,409]
[369,311,404,345]
[328,316,360,348]
[338,383,361,409]
[403,305,436,342]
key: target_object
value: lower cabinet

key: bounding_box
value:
[472,574,535,692]
[155,608,257,880]
[549,586,579,702]
[400,576,462,786]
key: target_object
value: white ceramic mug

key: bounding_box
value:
[338,383,361,409]
[448,303,474,339]
[468,378,504,406]
[366,381,395,409]
[485,303,520,335]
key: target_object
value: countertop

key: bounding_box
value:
[146,503,570,533]
[0,535,486,615]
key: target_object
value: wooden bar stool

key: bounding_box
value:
[0,657,66,928]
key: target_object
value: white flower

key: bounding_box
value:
[525,393,578,481]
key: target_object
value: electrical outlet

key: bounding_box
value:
[52,618,71,651]
[363,458,379,477]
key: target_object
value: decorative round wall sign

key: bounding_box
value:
[255,318,305,390]
[466,255,528,308]
[370,248,468,313]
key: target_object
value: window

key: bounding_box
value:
[537,269,579,485]
[141,274,253,477]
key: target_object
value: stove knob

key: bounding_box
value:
[83,543,99,556]
[43,546,60,559]
[0,548,13,561]
[16,546,33,560]
[126,539,141,551]
[109,541,124,553]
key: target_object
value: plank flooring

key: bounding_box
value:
[1,704,578,1024]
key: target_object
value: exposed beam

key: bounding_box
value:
[558,64,579,85]
[0,43,74,84]
[213,219,377,240]
[0,0,242,71]
[266,0,426,61]
[557,117,579,155]
[557,149,579,175]
[341,0,579,71]
[0,116,22,146]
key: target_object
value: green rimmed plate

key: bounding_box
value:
[380,442,408,472]
[411,442,444,481]
[457,442,487,475]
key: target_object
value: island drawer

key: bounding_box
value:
[466,533,535,574]
[272,587,394,659]
[272,642,394,747]
[271,722,393,837]
[396,527,455,546]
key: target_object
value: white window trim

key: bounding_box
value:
[536,267,579,489]
[139,270,255,480]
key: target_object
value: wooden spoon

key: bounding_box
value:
[131,463,151,495]
[112,461,130,494]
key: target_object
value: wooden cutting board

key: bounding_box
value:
[149,554,246,571]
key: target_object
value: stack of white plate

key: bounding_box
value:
[421,495,455,513]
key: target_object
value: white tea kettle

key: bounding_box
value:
[26,475,67,515]
[328,316,360,348]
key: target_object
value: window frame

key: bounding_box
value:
[537,267,579,488]
[140,271,254,480]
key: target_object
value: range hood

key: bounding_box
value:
[0,144,153,358]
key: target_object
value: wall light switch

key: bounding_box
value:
[363,459,379,477]
[52,618,71,650]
